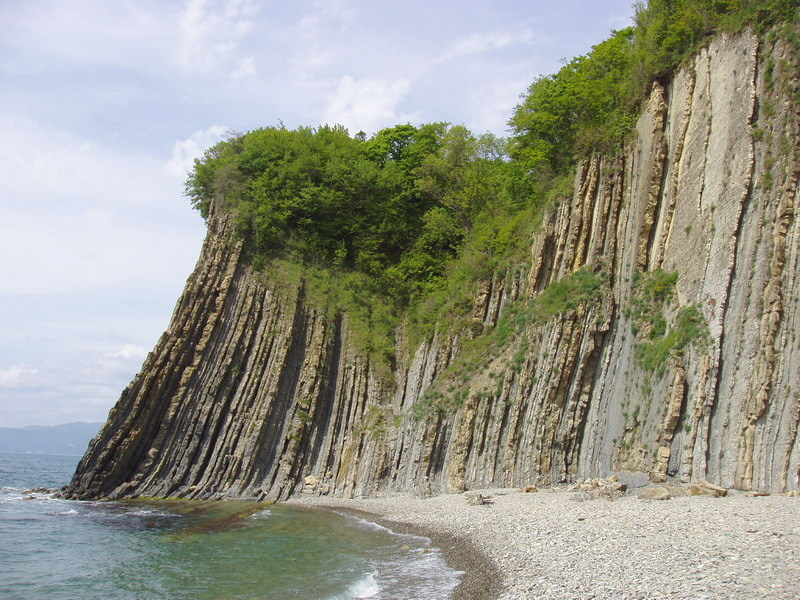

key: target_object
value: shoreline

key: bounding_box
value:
[289,487,800,600]
[310,503,501,600]
[384,520,500,600]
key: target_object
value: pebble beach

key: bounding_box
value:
[290,486,800,600]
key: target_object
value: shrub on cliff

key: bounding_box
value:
[509,27,637,176]
[509,0,799,178]
[185,123,525,310]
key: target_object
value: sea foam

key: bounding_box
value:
[344,572,381,599]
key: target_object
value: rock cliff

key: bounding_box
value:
[65,29,800,501]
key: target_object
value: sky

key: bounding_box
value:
[0,0,636,428]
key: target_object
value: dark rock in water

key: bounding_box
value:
[23,487,54,495]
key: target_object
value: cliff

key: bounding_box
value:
[65,29,800,501]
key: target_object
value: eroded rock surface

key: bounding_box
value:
[64,29,800,501]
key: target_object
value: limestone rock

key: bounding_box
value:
[466,492,492,505]
[569,478,628,501]
[639,487,671,501]
[62,28,800,503]
[685,480,728,497]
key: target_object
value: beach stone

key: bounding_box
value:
[596,488,624,501]
[686,483,712,496]
[302,475,321,494]
[686,480,728,497]
[698,480,728,496]
[566,478,629,501]
[616,470,651,489]
[466,492,489,505]
[570,491,595,502]
[639,486,671,500]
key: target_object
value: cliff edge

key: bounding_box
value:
[65,29,800,501]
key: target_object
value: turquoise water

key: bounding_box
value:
[0,453,461,599]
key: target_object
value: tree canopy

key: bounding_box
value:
[508,0,798,176]
[185,123,516,306]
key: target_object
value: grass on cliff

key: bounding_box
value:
[411,266,609,420]
[626,269,709,376]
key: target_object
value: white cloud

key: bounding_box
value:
[113,344,149,360]
[178,0,258,74]
[167,125,230,179]
[284,1,358,76]
[0,117,164,209]
[0,291,176,427]
[323,76,414,135]
[232,55,257,80]
[0,1,174,76]
[0,117,205,296]
[0,366,38,387]
[294,0,355,37]
[461,75,533,135]
[0,116,205,427]
[441,29,536,62]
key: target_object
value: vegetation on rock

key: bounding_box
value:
[70,3,800,502]
[185,0,795,367]
[627,269,709,375]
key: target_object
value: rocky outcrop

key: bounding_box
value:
[64,28,800,501]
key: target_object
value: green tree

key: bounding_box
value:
[632,0,799,92]
[417,125,507,231]
[508,28,635,176]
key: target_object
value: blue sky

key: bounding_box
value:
[0,0,636,427]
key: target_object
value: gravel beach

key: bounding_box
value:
[290,487,800,600]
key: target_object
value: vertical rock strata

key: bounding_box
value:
[66,29,800,500]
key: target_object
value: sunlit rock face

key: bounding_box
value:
[65,29,800,501]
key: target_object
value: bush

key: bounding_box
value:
[628,270,708,374]
[509,1,799,179]
[509,28,635,175]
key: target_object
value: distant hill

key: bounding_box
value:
[0,422,101,455]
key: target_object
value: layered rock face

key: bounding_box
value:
[65,30,800,501]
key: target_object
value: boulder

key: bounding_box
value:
[466,492,492,505]
[638,486,671,500]
[686,480,728,497]
[569,478,628,501]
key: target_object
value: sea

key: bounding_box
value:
[0,452,462,599]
